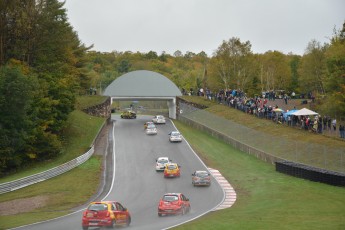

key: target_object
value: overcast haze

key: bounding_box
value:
[62,0,344,56]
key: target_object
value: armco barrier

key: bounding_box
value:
[275,161,345,186]
[0,146,94,194]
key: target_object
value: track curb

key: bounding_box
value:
[208,168,237,210]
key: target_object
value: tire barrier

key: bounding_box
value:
[275,161,345,187]
[0,146,94,194]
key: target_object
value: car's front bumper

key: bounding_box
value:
[194,181,211,186]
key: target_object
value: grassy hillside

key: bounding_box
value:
[173,120,345,230]
[180,96,345,149]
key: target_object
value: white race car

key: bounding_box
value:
[156,157,171,171]
[169,131,182,142]
[146,124,157,135]
[152,115,166,124]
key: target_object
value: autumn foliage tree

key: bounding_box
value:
[0,0,88,175]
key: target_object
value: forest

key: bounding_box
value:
[0,0,344,176]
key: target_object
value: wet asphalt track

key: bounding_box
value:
[13,115,224,230]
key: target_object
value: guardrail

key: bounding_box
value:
[0,146,94,194]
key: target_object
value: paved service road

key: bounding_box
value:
[13,115,224,230]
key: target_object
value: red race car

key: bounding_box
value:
[82,201,131,230]
[158,193,191,216]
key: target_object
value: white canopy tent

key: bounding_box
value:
[291,108,318,116]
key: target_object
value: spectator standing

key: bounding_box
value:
[332,118,337,131]
[327,117,332,131]
[313,118,318,132]
[318,116,323,133]
[339,124,345,138]
[287,115,292,126]
[317,120,323,133]
[323,115,327,131]
[284,94,288,104]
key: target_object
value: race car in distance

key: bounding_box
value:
[145,123,157,135]
[164,163,180,178]
[156,157,171,171]
[169,131,182,142]
[82,201,131,230]
[152,115,166,124]
[192,170,211,186]
[144,121,154,129]
[120,110,136,119]
[158,193,191,216]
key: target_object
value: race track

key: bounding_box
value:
[14,114,224,230]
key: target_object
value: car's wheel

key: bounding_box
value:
[108,220,115,228]
[126,216,131,226]
[158,213,162,217]
[181,207,186,215]
[82,226,88,230]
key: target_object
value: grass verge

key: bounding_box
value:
[172,120,345,230]
[0,156,102,229]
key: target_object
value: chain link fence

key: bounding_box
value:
[178,102,345,173]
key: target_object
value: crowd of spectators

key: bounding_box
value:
[190,88,344,140]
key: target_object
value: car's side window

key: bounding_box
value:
[116,202,124,211]
[181,194,186,201]
[111,203,116,211]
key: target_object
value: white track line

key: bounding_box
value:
[208,168,237,211]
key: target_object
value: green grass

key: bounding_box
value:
[0,156,102,229]
[172,120,345,230]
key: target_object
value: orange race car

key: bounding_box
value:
[164,163,180,178]
[82,201,131,230]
